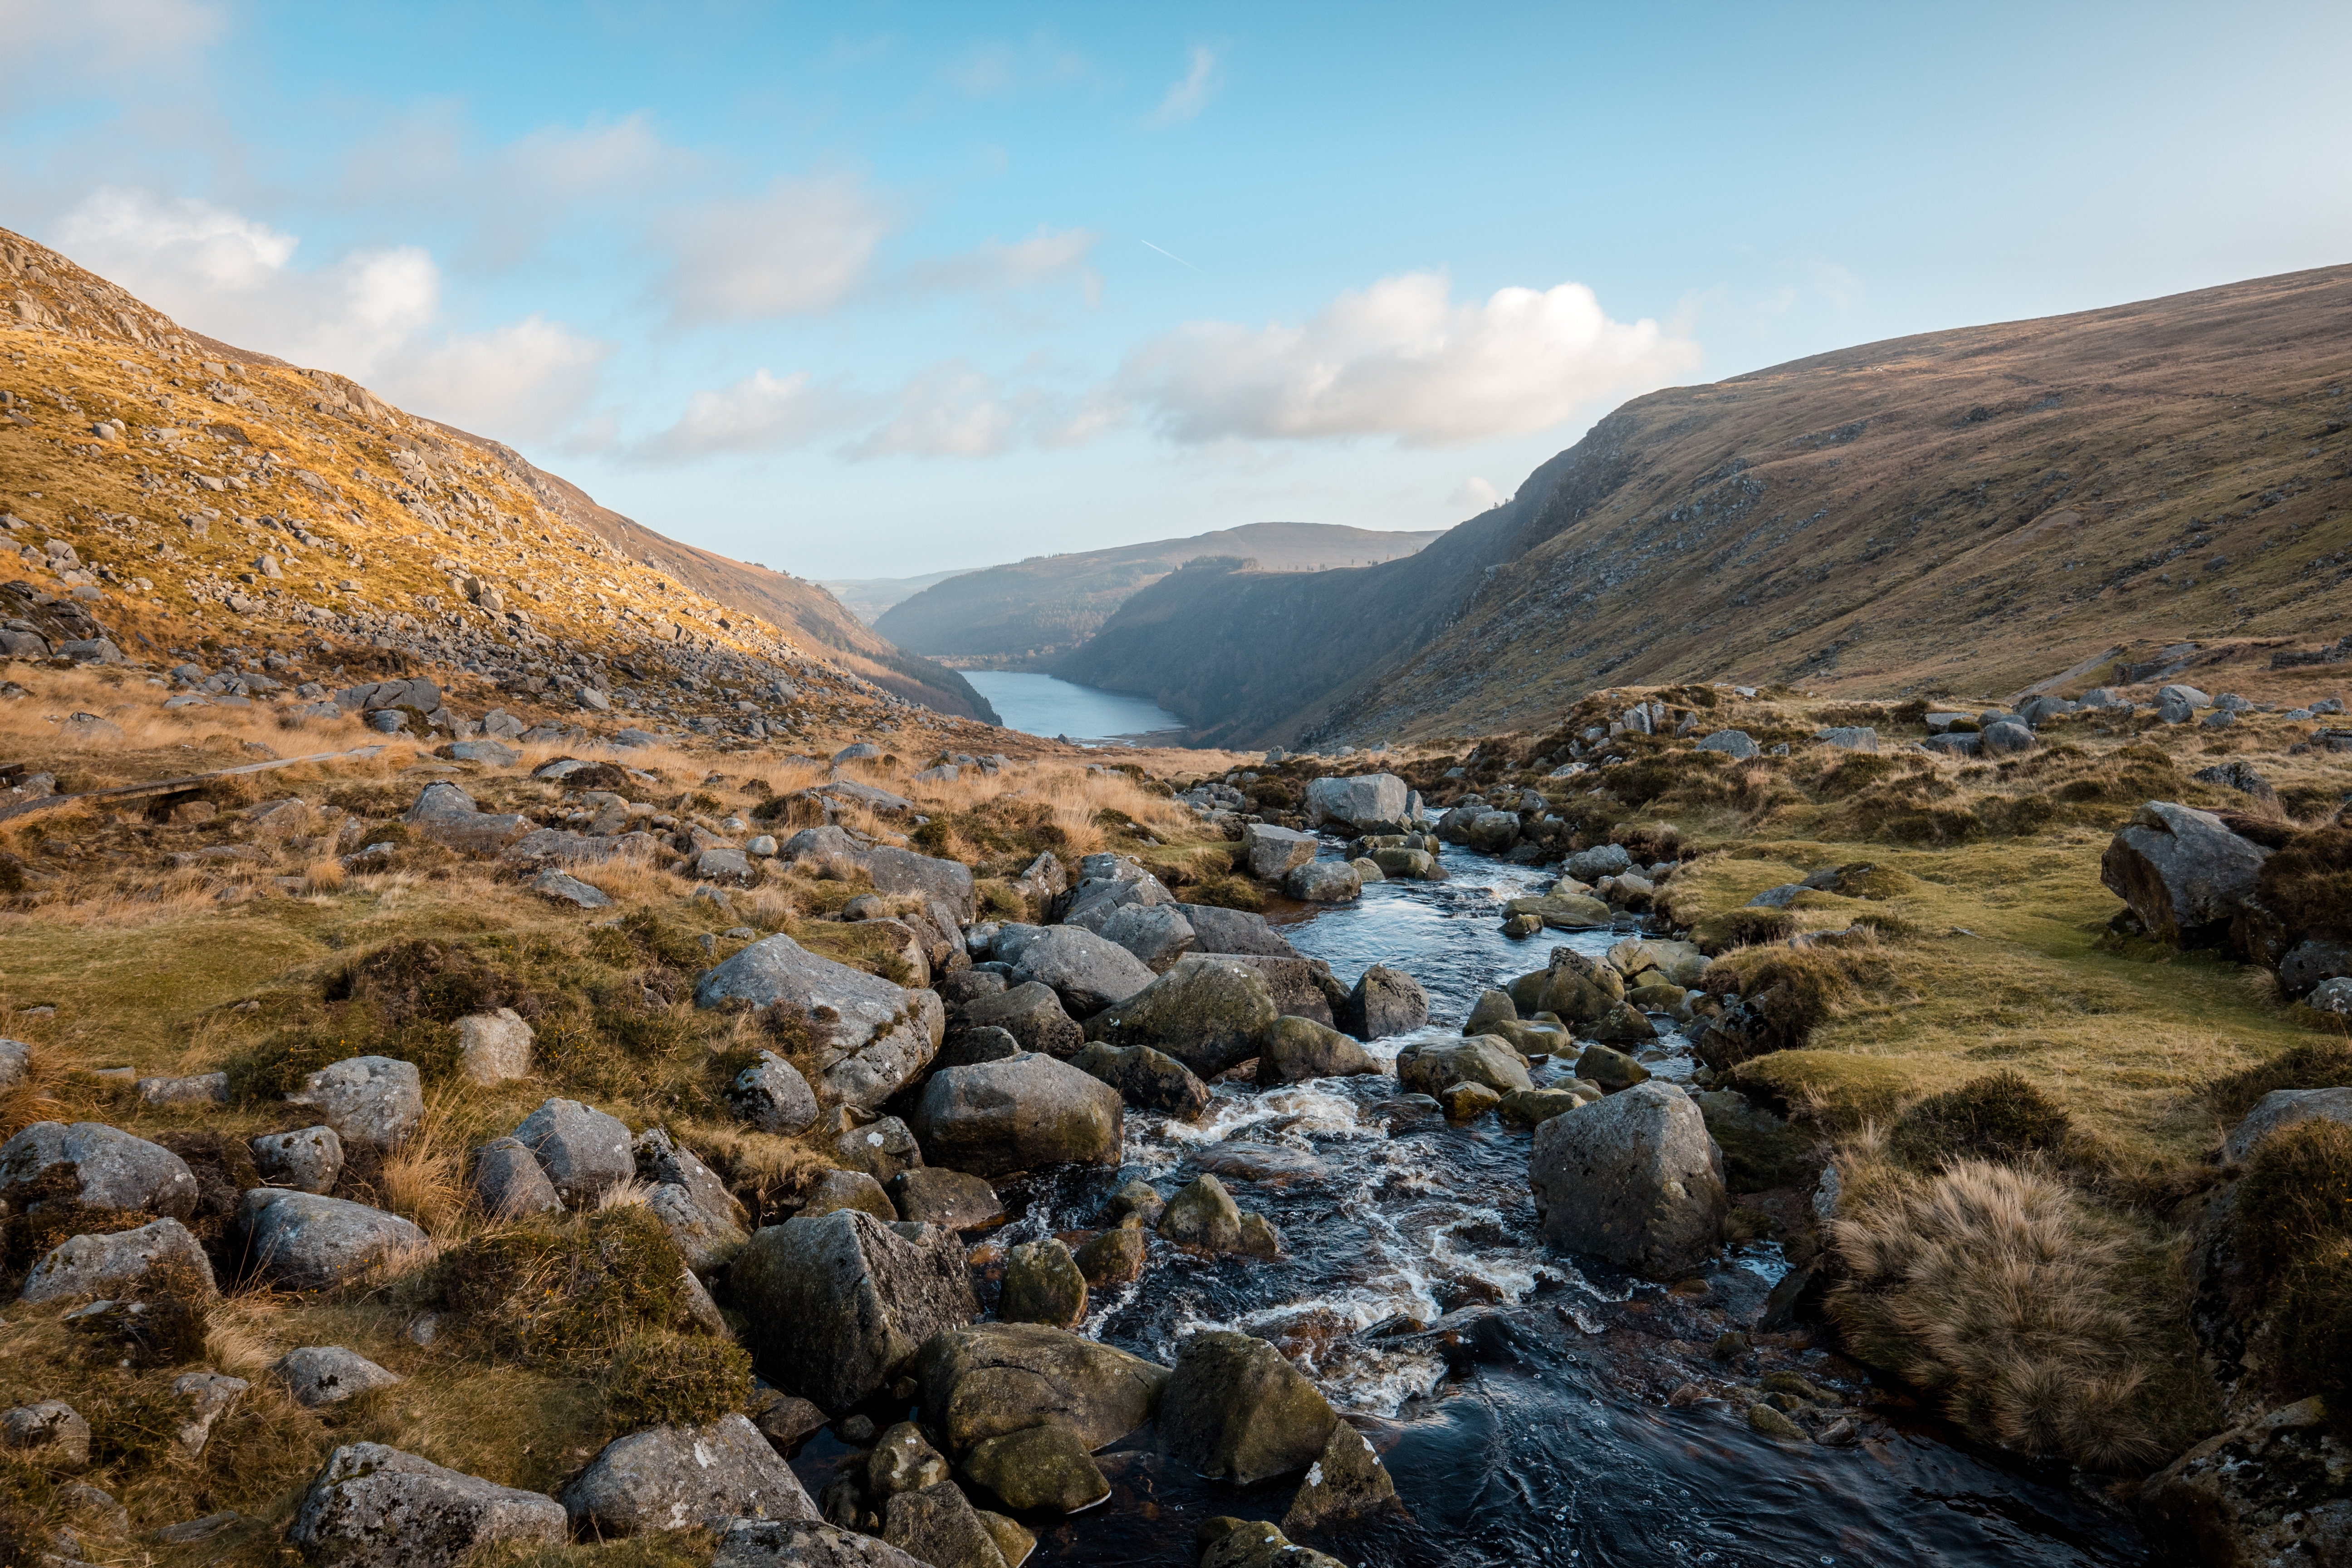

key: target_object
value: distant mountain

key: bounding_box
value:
[872,521,1443,669]
[1059,265,2352,747]
[820,568,983,625]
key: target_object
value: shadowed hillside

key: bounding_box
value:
[1063,265,2352,748]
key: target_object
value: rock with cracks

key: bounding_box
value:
[1086,957,1279,1081]
[561,1414,819,1536]
[289,1442,567,1568]
[729,1209,977,1412]
[2099,801,2271,946]
[911,1321,1171,1457]
[696,935,945,1110]
[1528,1080,1728,1280]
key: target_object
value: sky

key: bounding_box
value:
[5,2,2350,582]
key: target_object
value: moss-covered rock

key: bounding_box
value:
[959,1421,1109,1514]
[999,1238,1088,1328]
[1395,1037,1532,1098]
[1158,1331,1338,1485]
[911,1322,1170,1457]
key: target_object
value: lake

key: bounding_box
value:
[962,671,1186,744]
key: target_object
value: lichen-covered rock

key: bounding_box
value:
[800,1170,899,1222]
[1282,1420,1401,1534]
[20,1216,216,1303]
[1255,1016,1377,1085]
[1283,860,1361,904]
[1337,964,1427,1040]
[1075,1222,1147,1286]
[1157,1331,1338,1485]
[561,1413,819,1535]
[908,1054,1123,1177]
[289,1442,567,1568]
[1095,902,1197,972]
[455,1009,534,1086]
[958,983,1083,1059]
[1071,1041,1212,1120]
[911,1321,1170,1457]
[999,1239,1087,1328]
[833,1116,925,1184]
[1529,1081,1728,1279]
[1088,957,1279,1080]
[2100,800,2271,946]
[0,1121,199,1218]
[712,1519,927,1568]
[172,1372,247,1454]
[1196,1519,1348,1568]
[252,1126,345,1195]
[882,1481,1009,1568]
[273,1345,403,1408]
[888,1168,1004,1231]
[239,1190,430,1291]
[470,1137,563,1220]
[695,935,945,1109]
[1178,904,1298,959]
[512,1098,634,1207]
[286,1057,423,1153]
[730,1209,977,1411]
[1004,926,1156,1017]
[2138,1396,2350,1566]
[959,1423,1107,1514]
[1574,1043,1651,1090]
[1,1400,90,1467]
[867,1421,950,1500]
[1303,774,1409,833]
[728,1052,822,1135]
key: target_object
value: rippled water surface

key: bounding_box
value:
[795,838,2151,1566]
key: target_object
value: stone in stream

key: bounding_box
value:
[2099,801,2271,946]
[883,1481,1012,1568]
[999,1239,1087,1328]
[1157,1330,1338,1485]
[911,1321,1171,1457]
[1075,1222,1148,1286]
[1197,1519,1348,1568]
[1100,1180,1167,1229]
[958,982,1084,1059]
[1284,860,1362,903]
[239,1191,429,1291]
[1156,1175,1279,1257]
[561,1414,819,1535]
[694,934,946,1109]
[0,1121,200,1218]
[1529,1081,1728,1280]
[889,1168,1006,1231]
[1086,956,1279,1080]
[1282,1420,1402,1534]
[1303,773,1410,833]
[1509,951,1626,1026]
[1438,1081,1503,1119]
[20,1216,216,1303]
[1574,1043,1651,1090]
[252,1126,345,1195]
[729,1209,977,1411]
[1254,1016,1377,1085]
[1463,989,1517,1033]
[1498,1087,1599,1129]
[285,1056,423,1153]
[1338,964,1428,1039]
[1240,823,1318,881]
[1394,1037,1533,1099]
[959,1423,1108,1514]
[289,1442,568,1567]
[909,1054,1123,1177]
[1071,1041,1212,1121]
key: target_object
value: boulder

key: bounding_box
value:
[960,1424,1107,1514]
[2223,1088,2352,1165]
[286,1056,424,1153]
[1464,989,1516,1032]
[253,1126,345,1195]
[0,1401,89,1467]
[1004,926,1156,1017]
[1178,904,1299,959]
[802,1170,898,1222]
[712,1519,928,1568]
[1282,1421,1401,1535]
[1338,964,1427,1039]
[695,935,946,1109]
[911,1321,1171,1456]
[239,1190,430,1291]
[0,1122,198,1218]
[1563,843,1632,881]
[401,781,533,853]
[137,1071,229,1107]
[882,1481,1012,1568]
[1096,902,1197,972]
[561,1414,819,1536]
[888,1169,1004,1231]
[456,1009,533,1086]
[1497,1087,1597,1129]
[1696,730,1758,760]
[1075,1224,1148,1287]
[1218,956,1348,1029]
[1157,1175,1248,1254]
[20,1216,216,1303]
[272,1346,402,1408]
[1087,956,1279,1080]
[470,1137,563,1219]
[729,1052,822,1135]
[867,1421,951,1500]
[1303,774,1409,833]
[999,1239,1088,1328]
[2100,801,2271,945]
[833,1116,924,1183]
[1394,1038,1532,1099]
[1197,1519,1347,1568]
[2138,1396,2350,1566]
[958,982,1083,1059]
[1814,726,1878,752]
[909,1055,1123,1176]
[1240,824,1318,881]
[512,1098,634,1207]
[1071,1041,1212,1121]
[1529,1081,1728,1279]
[2280,937,2352,999]
[1284,860,1361,903]
[864,848,978,924]
[729,1209,977,1411]
[1980,719,2036,756]
[1511,951,1625,1025]
[1440,1082,1503,1119]
[2157,683,2213,724]
[289,1442,568,1568]
[1254,1016,1376,1085]
[936,1027,1024,1070]
[636,1130,748,1274]
[1156,1331,1338,1485]
[1574,1043,1651,1091]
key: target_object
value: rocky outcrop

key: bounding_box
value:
[289,1443,567,1568]
[729,1210,977,1411]
[696,935,945,1109]
[908,1054,1124,1176]
[1529,1081,1727,1279]
[2100,801,2271,946]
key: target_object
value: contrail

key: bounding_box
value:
[1139,239,1201,272]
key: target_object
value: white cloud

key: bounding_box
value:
[0,0,223,80]
[1449,476,1505,511]
[1116,270,1702,446]
[637,368,873,461]
[907,226,1100,301]
[663,175,892,322]
[940,32,1094,98]
[849,362,1031,460]
[372,317,611,443]
[52,186,437,373]
[1151,47,1221,126]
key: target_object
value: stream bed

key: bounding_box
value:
[792,838,2152,1566]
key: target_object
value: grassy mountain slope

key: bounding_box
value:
[0,224,995,725]
[1068,265,2352,748]
[818,568,980,624]
[872,519,1442,668]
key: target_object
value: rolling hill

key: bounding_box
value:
[872,520,1442,668]
[1058,265,2352,747]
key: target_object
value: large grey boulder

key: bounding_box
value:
[1564,843,1632,881]
[1218,956,1347,1028]
[1284,860,1362,903]
[883,1480,1016,1565]
[239,1190,430,1291]
[2099,801,2271,946]
[911,1322,1171,1457]
[21,1216,216,1303]
[401,781,533,853]
[1529,1080,1727,1279]
[713,1519,927,1568]
[833,1116,924,1183]
[286,1056,423,1153]
[1071,1041,1211,1121]
[1814,726,1878,752]
[2157,683,2212,724]
[2223,1088,2352,1165]
[512,1098,634,1207]
[1095,902,1196,972]
[958,981,1083,1058]
[272,1346,403,1408]
[289,1442,566,1568]
[1980,719,2036,756]
[728,1051,822,1134]
[909,1054,1124,1176]
[1178,904,1298,958]
[800,1170,897,1222]
[1087,956,1278,1080]
[561,1414,819,1535]
[1697,730,1758,760]
[864,848,978,924]
[0,1121,198,1218]
[1303,773,1409,833]
[1059,859,1176,933]
[1005,926,1155,1017]
[252,1126,344,1195]
[729,1209,977,1411]
[1338,964,1428,1039]
[470,1137,562,1219]
[1156,1331,1338,1485]
[888,1169,1005,1231]
[695,934,945,1109]
[1241,823,1319,881]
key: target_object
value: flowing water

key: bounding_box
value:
[792,838,2152,1566]
[961,671,1186,744]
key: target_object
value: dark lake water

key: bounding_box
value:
[963,671,1186,744]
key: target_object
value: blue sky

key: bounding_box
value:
[6,1,2349,579]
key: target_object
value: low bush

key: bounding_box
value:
[600,1332,752,1433]
[2255,827,2352,933]
[1891,1071,2073,1170]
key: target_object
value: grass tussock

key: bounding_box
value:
[2233,1119,2352,1275]
[599,1333,752,1434]
[1890,1070,2074,1171]
[2206,1039,2352,1119]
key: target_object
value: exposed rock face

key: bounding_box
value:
[2100,801,2270,946]
[561,1414,820,1535]
[286,1056,424,1153]
[730,1210,977,1411]
[512,1098,634,1206]
[1002,926,1156,1017]
[2222,1087,2352,1165]
[908,1054,1124,1176]
[1303,774,1409,832]
[239,1191,430,1291]
[289,1442,568,1568]
[0,1121,200,1218]
[1528,1081,1727,1279]
[1086,957,1278,1080]
[695,935,945,1109]
[2138,1396,2351,1567]
[20,1216,216,1303]
[1338,964,1428,1039]
[911,1322,1171,1456]
[1071,1041,1212,1120]
[1156,1330,1338,1485]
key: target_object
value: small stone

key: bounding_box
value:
[1,1400,90,1467]
[1747,1402,1808,1442]
[802,1169,899,1222]
[272,1346,402,1408]
[1281,1421,1400,1534]
[1438,1081,1502,1120]
[172,1372,248,1453]
[727,1051,821,1136]
[252,1126,344,1195]
[1074,1224,1147,1286]
[471,1136,563,1219]
[456,1009,534,1086]
[530,868,612,908]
